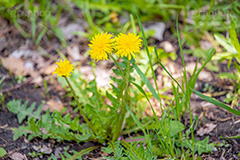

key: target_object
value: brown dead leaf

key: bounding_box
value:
[42,98,64,112]
[40,145,52,154]
[197,123,217,136]
[1,56,29,76]
[32,75,43,85]
[0,56,38,77]
[67,45,83,61]
[42,64,57,75]
[10,152,25,160]
[1,56,43,85]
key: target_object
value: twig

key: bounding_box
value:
[1,78,33,93]
[0,135,8,144]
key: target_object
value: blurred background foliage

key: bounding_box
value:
[1,0,239,42]
[1,0,240,81]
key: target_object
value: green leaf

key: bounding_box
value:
[124,102,147,139]
[13,126,30,141]
[106,91,119,108]
[121,141,157,160]
[229,28,240,55]
[218,72,237,80]
[147,120,185,137]
[13,109,93,142]
[138,17,160,100]
[194,137,214,155]
[101,141,124,160]
[29,117,41,134]
[214,33,236,53]
[7,99,43,123]
[0,148,7,157]
[168,121,185,137]
[130,81,158,122]
[134,65,160,102]
[212,52,237,61]
[189,48,215,96]
[0,0,21,8]
[182,137,214,155]
[154,46,183,92]
[193,90,240,116]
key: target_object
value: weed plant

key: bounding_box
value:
[4,18,221,159]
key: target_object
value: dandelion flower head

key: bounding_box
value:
[88,32,113,61]
[114,33,142,60]
[53,59,75,77]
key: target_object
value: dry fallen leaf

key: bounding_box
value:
[1,56,30,77]
[42,64,57,75]
[32,75,43,85]
[0,56,39,77]
[54,147,63,159]
[67,45,83,61]
[1,56,43,85]
[40,145,52,154]
[197,123,217,136]
[10,152,25,160]
[42,98,64,112]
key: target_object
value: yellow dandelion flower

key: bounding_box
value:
[114,33,142,60]
[88,32,113,61]
[53,59,75,77]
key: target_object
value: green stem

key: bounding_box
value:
[188,100,195,158]
[64,77,96,134]
[109,54,124,78]
[176,16,194,158]
[112,57,130,142]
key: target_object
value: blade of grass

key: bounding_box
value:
[176,16,195,158]
[134,65,160,102]
[121,141,144,160]
[154,46,183,92]
[35,27,47,44]
[130,81,158,122]
[193,90,240,116]
[68,145,101,160]
[137,17,161,103]
[130,14,136,34]
[124,101,147,136]
[123,101,150,146]
[29,0,36,40]
[31,9,36,40]
[189,48,216,95]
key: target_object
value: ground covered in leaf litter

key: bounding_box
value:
[0,14,240,160]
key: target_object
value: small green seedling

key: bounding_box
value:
[0,148,7,158]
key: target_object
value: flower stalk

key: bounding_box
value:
[112,57,130,142]
[88,32,142,141]
[64,77,96,134]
